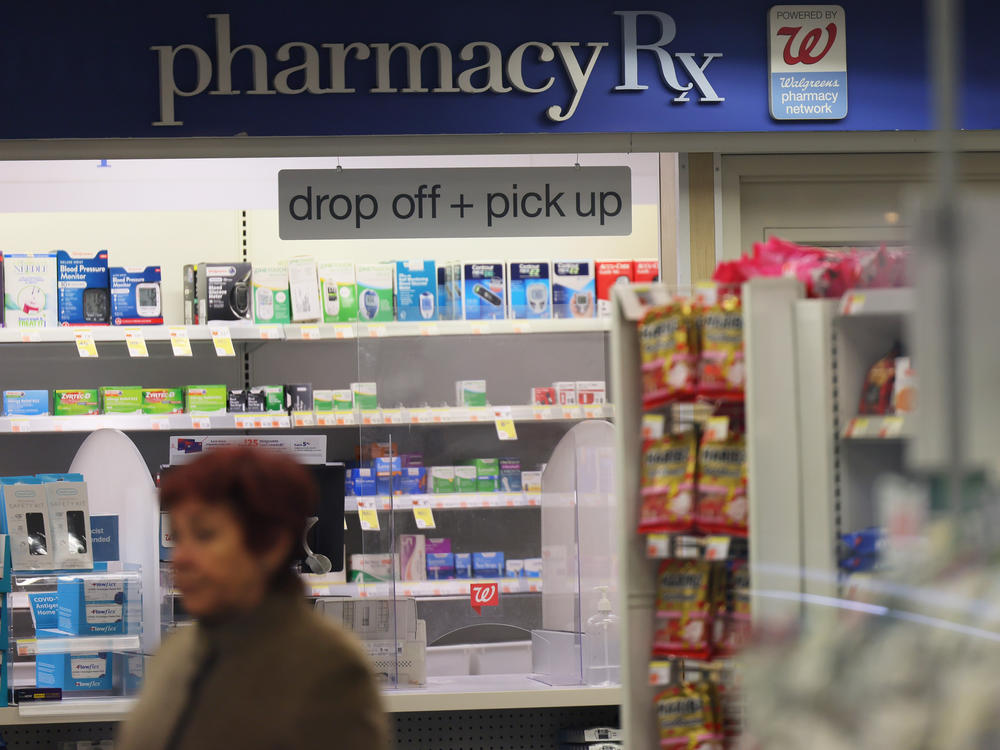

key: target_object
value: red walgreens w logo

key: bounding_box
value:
[778,23,838,65]
[470,582,499,614]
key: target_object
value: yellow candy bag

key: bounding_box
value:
[639,430,697,533]
[697,295,743,391]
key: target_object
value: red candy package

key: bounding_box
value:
[639,430,697,533]
[654,560,717,660]
[695,433,748,537]
[857,343,902,415]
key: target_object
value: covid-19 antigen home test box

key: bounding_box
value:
[508,262,551,319]
[36,651,112,693]
[110,266,163,325]
[57,576,127,635]
[395,260,437,321]
[463,263,506,320]
[552,261,596,319]
[57,250,110,325]
[3,252,58,328]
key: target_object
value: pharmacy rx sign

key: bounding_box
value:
[769,5,847,120]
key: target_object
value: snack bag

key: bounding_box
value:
[697,295,744,391]
[655,683,708,748]
[639,306,667,395]
[696,434,748,537]
[715,560,751,657]
[640,430,697,533]
[659,302,697,393]
[689,680,725,749]
[654,560,714,659]
[858,343,901,415]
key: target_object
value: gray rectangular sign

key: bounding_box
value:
[278,167,631,239]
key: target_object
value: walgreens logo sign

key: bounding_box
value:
[768,5,847,120]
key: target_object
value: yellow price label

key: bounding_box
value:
[168,326,193,357]
[74,329,98,358]
[412,499,436,530]
[210,326,236,357]
[494,406,518,441]
[301,325,321,340]
[704,416,730,443]
[124,327,148,357]
[357,501,380,531]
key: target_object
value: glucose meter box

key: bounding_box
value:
[288,257,322,322]
[395,260,437,321]
[200,262,252,323]
[57,250,110,326]
[318,261,358,322]
[3,252,58,328]
[633,259,660,283]
[595,260,634,318]
[463,263,506,320]
[355,263,394,322]
[110,266,163,325]
[436,261,461,321]
[252,264,291,324]
[552,261,595,319]
[508,262,552,319]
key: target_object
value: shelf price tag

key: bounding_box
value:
[10,420,31,433]
[74,329,98,358]
[704,416,729,443]
[191,417,212,430]
[561,406,581,420]
[150,418,170,431]
[332,324,354,340]
[316,413,337,427]
[367,324,388,338]
[848,417,870,438]
[19,331,41,343]
[582,403,604,419]
[259,325,283,340]
[646,533,670,558]
[470,322,491,335]
[300,325,321,341]
[649,660,672,686]
[168,326,193,357]
[335,412,357,426]
[467,407,489,422]
[704,536,731,561]
[512,321,532,334]
[493,406,518,441]
[841,292,866,315]
[418,323,439,336]
[532,405,548,421]
[412,497,436,530]
[382,408,403,424]
[123,327,148,357]
[210,326,236,357]
[360,410,382,425]
[879,416,904,438]
[293,412,315,427]
[641,414,666,441]
[356,499,380,531]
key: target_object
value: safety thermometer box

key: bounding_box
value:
[595,260,634,318]
[462,262,506,320]
[508,261,552,319]
[395,260,438,321]
[552,261,595,319]
[110,266,163,325]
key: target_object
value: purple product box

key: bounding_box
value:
[401,453,425,468]
[455,553,472,579]
[426,538,452,555]
[427,552,455,580]
[499,458,522,492]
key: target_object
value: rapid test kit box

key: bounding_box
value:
[110,266,163,325]
[508,262,552,319]
[355,263,394,322]
[57,576,127,635]
[318,261,358,322]
[595,260,634,318]
[552,261,595,319]
[395,260,438,321]
[57,250,110,325]
[463,262,506,320]
[3,252,58,328]
[36,651,112,693]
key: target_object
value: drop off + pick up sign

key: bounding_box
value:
[278,167,631,240]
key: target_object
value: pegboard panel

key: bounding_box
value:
[2,722,117,749]
[391,706,619,750]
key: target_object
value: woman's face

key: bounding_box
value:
[169,496,285,620]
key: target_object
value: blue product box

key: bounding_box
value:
[90,515,120,563]
[36,651,112,693]
[426,552,455,580]
[841,527,881,557]
[399,467,427,495]
[473,551,505,578]
[463,263,506,320]
[350,468,377,497]
[57,250,110,326]
[395,260,437,321]
[499,459,522,492]
[35,473,83,483]
[436,264,456,320]
[374,457,402,495]
[57,577,127,635]
[454,552,472,579]
[27,592,59,629]
[3,389,49,416]
[109,266,163,325]
[508,262,552,319]
[552,261,596,319]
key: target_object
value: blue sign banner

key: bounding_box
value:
[89,515,120,563]
[0,1,995,140]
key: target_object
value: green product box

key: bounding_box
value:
[53,389,101,416]
[355,263,394,322]
[332,390,354,411]
[314,389,334,412]
[185,385,227,415]
[456,380,487,407]
[318,262,358,322]
[252,265,292,324]
[454,465,477,493]
[101,386,143,414]
[141,388,185,415]
[430,467,456,494]
[469,458,500,492]
[256,385,285,413]
[350,382,378,410]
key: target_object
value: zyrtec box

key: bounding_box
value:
[595,260,634,318]
[57,250,110,326]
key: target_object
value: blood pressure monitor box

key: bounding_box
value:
[395,260,438,321]
[110,266,163,325]
[56,250,110,326]
[508,262,552,319]
[57,576,127,635]
[3,252,58,329]
[552,261,595,319]
[463,263,506,320]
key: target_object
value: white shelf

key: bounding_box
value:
[0,405,611,434]
[16,633,142,656]
[0,676,618,724]
[842,414,914,439]
[0,318,609,346]
[304,577,542,598]
[346,492,540,512]
[837,288,914,317]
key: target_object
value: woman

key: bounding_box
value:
[118,446,388,750]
